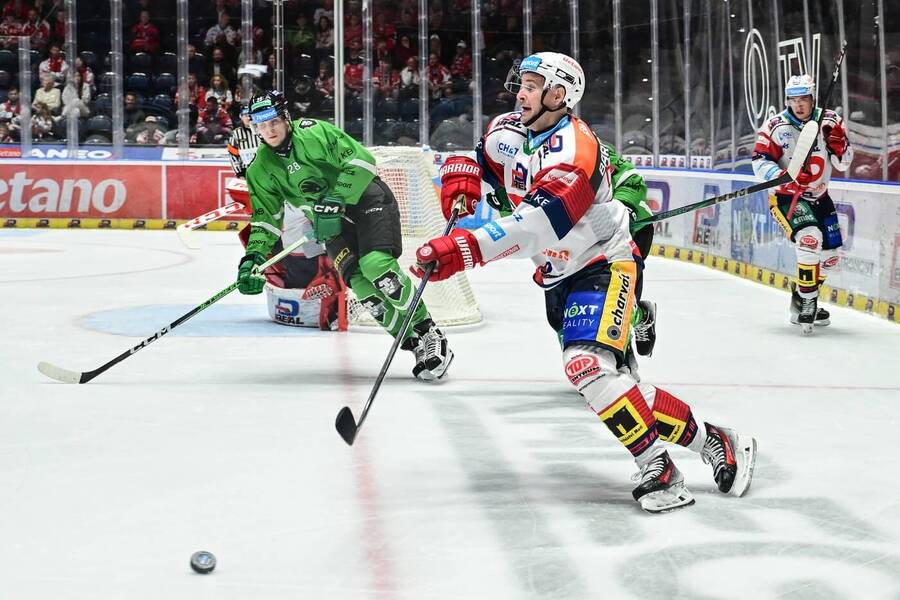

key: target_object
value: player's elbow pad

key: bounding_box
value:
[523,164,595,240]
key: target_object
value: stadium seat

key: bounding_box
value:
[84,133,111,145]
[150,93,173,114]
[126,72,151,95]
[92,93,113,115]
[375,119,403,143]
[344,117,364,140]
[375,97,399,120]
[159,52,177,74]
[0,69,10,88]
[294,53,315,76]
[399,97,419,121]
[129,52,153,74]
[154,72,176,95]
[29,50,41,71]
[99,72,115,94]
[79,50,97,70]
[0,50,16,74]
[86,115,112,135]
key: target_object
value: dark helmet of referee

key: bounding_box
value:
[248,90,293,155]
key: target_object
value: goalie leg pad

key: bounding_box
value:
[266,284,326,328]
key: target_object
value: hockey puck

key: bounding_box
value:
[190,550,216,574]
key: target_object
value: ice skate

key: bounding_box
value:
[411,321,454,381]
[633,300,657,357]
[631,451,694,513]
[790,291,830,327]
[701,423,757,497]
[400,335,425,377]
[796,295,818,335]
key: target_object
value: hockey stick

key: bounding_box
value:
[785,39,847,219]
[632,119,818,228]
[37,234,312,384]
[335,204,463,446]
[177,202,247,249]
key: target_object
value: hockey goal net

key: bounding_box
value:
[345,146,482,328]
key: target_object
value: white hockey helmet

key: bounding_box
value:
[785,74,816,100]
[506,52,585,109]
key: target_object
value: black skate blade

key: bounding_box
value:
[335,406,359,445]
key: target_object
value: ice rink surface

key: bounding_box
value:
[2,228,899,599]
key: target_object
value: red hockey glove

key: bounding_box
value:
[302,255,344,300]
[439,156,482,221]
[821,123,848,158]
[410,228,483,282]
[783,167,814,220]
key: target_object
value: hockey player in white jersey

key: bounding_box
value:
[753,74,853,333]
[227,99,344,330]
[413,52,757,512]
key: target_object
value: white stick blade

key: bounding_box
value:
[37,361,82,384]
[176,223,201,250]
[787,121,820,179]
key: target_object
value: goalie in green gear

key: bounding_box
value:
[239,91,453,381]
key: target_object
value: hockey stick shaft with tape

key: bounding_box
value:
[335,203,463,446]
[633,119,818,227]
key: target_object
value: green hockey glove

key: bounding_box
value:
[237,252,266,295]
[311,198,345,243]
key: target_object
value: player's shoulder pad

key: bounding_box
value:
[486,111,526,135]
[765,112,790,130]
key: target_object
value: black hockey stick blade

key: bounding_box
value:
[335,406,359,445]
[334,203,464,446]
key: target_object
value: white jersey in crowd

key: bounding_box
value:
[471,111,634,288]
[752,108,853,198]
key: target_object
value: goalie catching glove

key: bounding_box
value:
[411,229,483,282]
[439,156,482,220]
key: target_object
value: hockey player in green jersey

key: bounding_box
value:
[237,91,453,380]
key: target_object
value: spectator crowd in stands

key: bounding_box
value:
[0,0,534,148]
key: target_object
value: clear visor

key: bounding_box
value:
[503,62,522,94]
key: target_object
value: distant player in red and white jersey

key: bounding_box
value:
[752,74,853,333]
[412,52,757,513]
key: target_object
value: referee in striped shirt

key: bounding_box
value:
[226,105,262,177]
